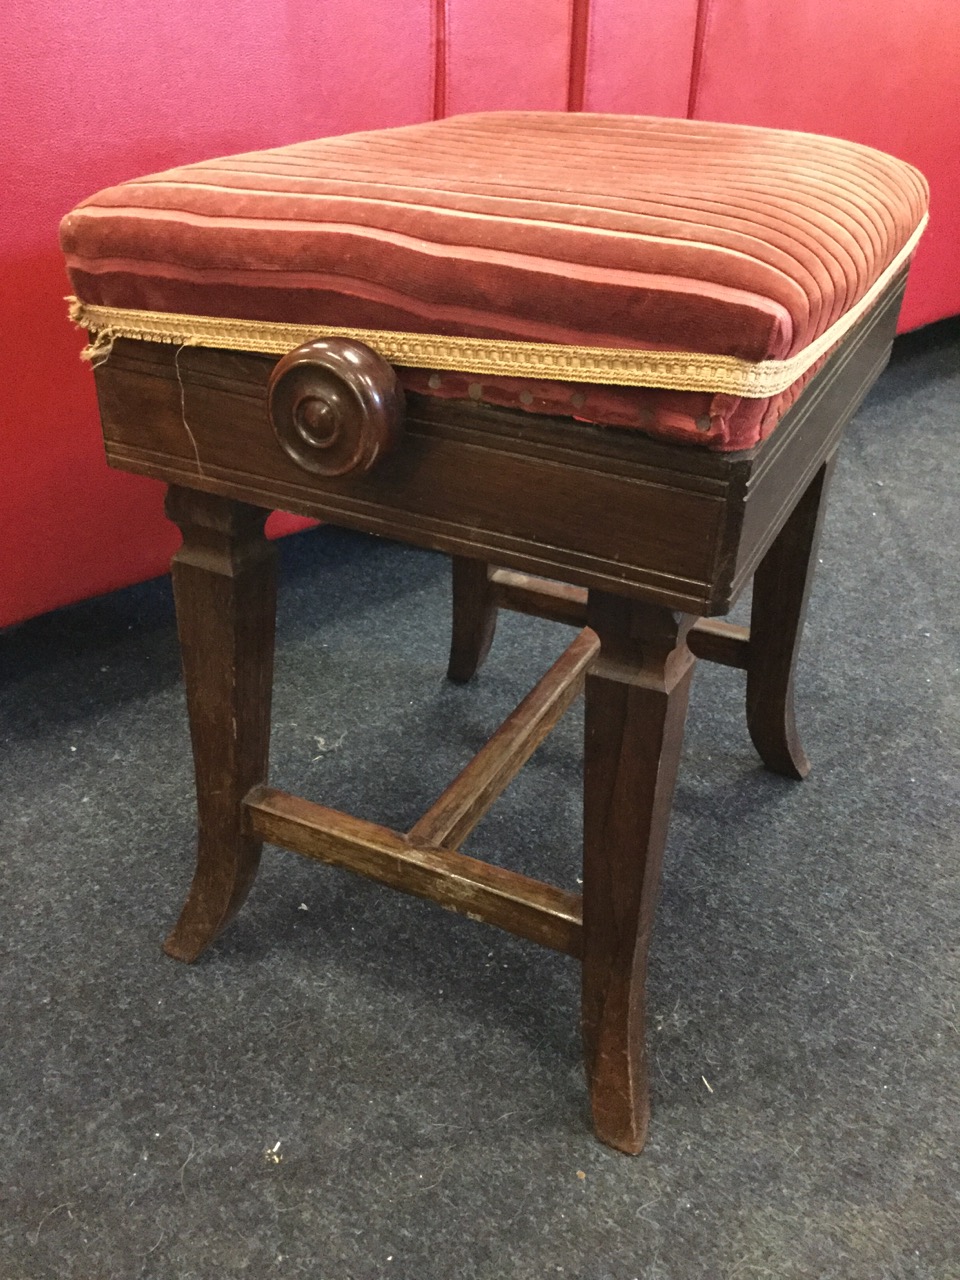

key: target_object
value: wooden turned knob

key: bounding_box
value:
[268,338,403,477]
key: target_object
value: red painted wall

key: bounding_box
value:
[1,1,956,628]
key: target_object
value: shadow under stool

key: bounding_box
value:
[61,112,928,1153]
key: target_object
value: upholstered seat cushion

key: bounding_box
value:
[61,112,927,449]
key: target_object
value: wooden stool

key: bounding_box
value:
[61,112,927,1153]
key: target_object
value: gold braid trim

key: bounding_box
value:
[68,215,926,397]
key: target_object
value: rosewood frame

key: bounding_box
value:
[88,271,907,1154]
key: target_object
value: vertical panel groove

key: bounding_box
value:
[686,0,713,118]
[433,0,448,119]
[567,0,591,112]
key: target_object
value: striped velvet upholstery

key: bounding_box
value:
[61,112,927,449]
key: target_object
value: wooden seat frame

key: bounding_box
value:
[88,270,907,1154]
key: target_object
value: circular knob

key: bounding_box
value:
[268,338,403,477]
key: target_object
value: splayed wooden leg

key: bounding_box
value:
[581,592,695,1153]
[747,456,837,780]
[163,486,277,962]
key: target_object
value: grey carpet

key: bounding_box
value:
[1,317,958,1280]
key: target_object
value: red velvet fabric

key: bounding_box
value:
[61,112,927,451]
[63,112,926,361]
[688,0,960,334]
[397,365,808,451]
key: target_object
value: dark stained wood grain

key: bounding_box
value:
[268,337,403,476]
[687,618,750,669]
[485,566,751,668]
[730,272,906,600]
[93,342,736,612]
[93,271,906,617]
[163,486,276,962]
[746,455,837,779]
[447,556,498,682]
[581,592,696,1154]
[245,787,583,957]
[413,627,600,849]
[83,266,912,1154]
[491,567,589,626]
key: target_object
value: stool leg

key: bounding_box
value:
[582,593,696,1153]
[163,486,277,962]
[447,556,498,682]
[747,455,836,780]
